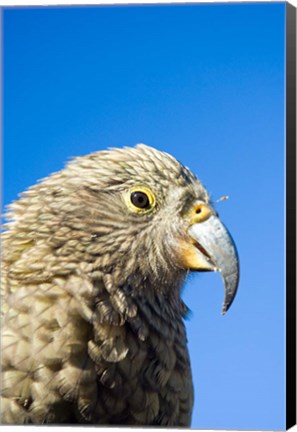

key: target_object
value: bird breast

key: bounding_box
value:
[1,266,193,426]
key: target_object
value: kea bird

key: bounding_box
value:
[1,144,239,425]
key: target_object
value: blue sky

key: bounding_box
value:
[3,3,286,429]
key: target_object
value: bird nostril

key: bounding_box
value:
[192,204,212,223]
[195,204,207,215]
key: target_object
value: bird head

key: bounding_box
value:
[45,143,239,314]
[6,144,239,315]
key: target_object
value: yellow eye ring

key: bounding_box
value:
[126,186,156,213]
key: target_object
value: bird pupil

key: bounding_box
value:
[131,191,149,208]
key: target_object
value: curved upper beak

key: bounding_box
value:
[188,214,240,315]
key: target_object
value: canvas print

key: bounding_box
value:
[1,2,296,430]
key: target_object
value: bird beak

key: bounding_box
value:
[187,213,239,315]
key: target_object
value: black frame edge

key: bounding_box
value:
[286,2,296,430]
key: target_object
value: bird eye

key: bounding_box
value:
[131,191,150,209]
[127,186,156,213]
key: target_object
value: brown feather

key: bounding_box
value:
[1,144,208,425]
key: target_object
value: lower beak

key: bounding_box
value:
[188,215,240,314]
